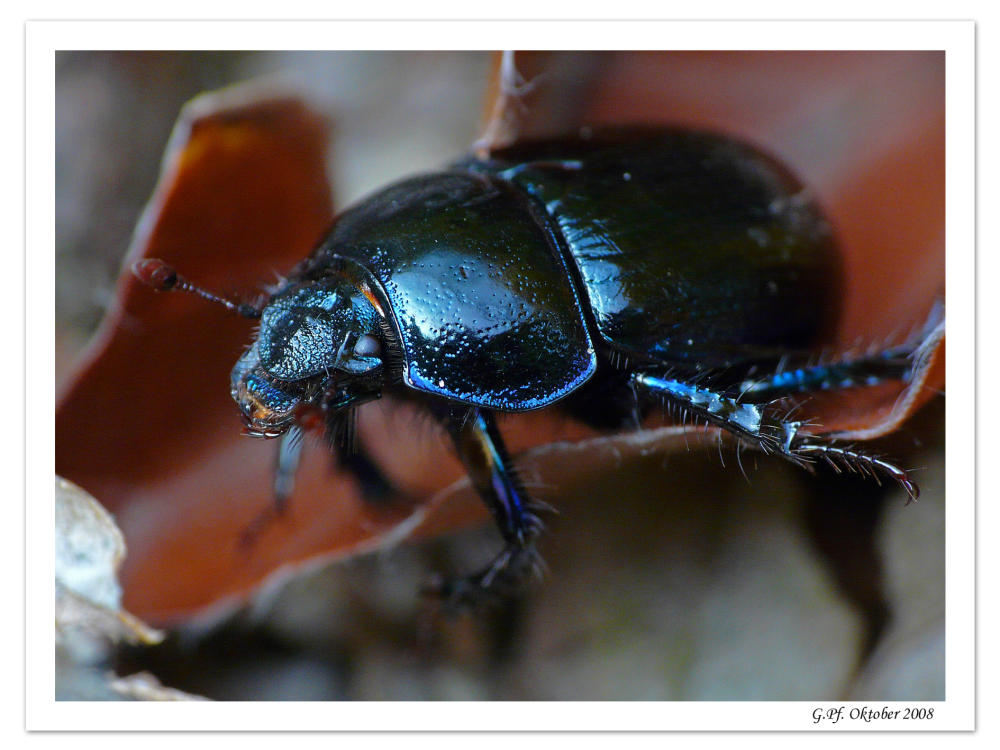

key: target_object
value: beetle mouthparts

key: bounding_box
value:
[240,422,288,439]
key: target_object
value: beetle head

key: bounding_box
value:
[231,277,386,437]
[132,259,387,439]
[254,279,383,381]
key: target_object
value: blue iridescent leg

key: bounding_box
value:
[240,412,398,547]
[633,373,781,446]
[238,424,306,547]
[428,407,544,606]
[631,372,918,502]
[733,345,913,404]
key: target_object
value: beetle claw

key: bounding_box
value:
[421,543,540,613]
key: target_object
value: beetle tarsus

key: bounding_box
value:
[423,542,542,612]
[774,418,918,503]
[632,370,920,502]
[785,440,919,504]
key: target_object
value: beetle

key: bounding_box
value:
[134,127,924,605]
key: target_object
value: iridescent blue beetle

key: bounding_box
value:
[135,128,921,604]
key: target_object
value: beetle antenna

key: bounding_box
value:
[132,258,262,319]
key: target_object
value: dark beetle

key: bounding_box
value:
[135,128,920,602]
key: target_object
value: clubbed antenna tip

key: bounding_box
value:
[132,258,178,291]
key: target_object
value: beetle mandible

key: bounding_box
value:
[135,127,923,604]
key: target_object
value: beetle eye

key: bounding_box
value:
[353,334,381,357]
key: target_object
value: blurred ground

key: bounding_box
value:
[56,51,945,701]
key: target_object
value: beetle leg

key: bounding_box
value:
[238,425,305,548]
[239,410,400,549]
[428,407,544,607]
[322,389,398,504]
[778,422,920,504]
[631,372,918,502]
[335,447,395,503]
[732,343,919,404]
[633,373,777,446]
[273,423,305,510]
